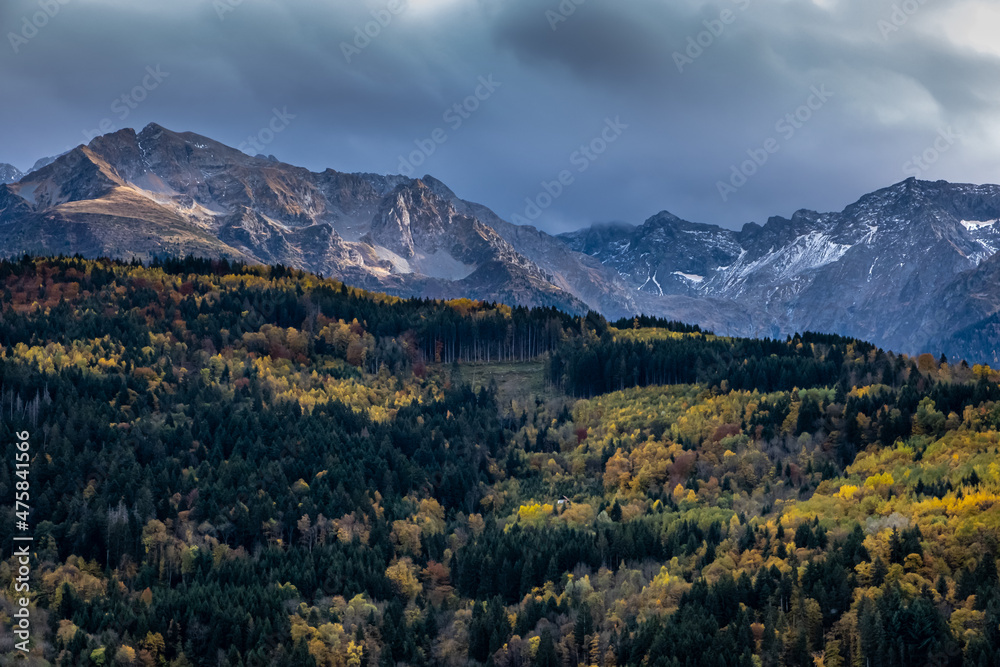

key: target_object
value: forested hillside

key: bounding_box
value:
[1,256,999,666]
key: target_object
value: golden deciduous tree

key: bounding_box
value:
[391,520,422,555]
[386,558,423,601]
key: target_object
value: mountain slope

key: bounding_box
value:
[561,179,1000,357]
[0,124,586,313]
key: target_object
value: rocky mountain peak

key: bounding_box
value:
[0,163,22,184]
[28,153,65,175]
[645,211,687,226]
[0,123,589,314]
[418,175,458,200]
[11,144,128,208]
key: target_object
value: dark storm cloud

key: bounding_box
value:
[2,0,999,233]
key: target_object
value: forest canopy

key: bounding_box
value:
[1,255,998,667]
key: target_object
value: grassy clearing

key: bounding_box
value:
[438,359,554,408]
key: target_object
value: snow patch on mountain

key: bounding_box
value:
[0,163,22,184]
[767,232,853,274]
[611,240,630,255]
[673,271,704,284]
[968,239,999,266]
[650,271,663,295]
[411,249,477,281]
[374,245,413,274]
[961,220,999,231]
[717,232,852,292]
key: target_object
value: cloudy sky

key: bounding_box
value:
[2,0,999,232]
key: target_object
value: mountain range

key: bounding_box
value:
[2,123,999,363]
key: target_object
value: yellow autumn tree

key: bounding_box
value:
[603,448,632,490]
[386,558,423,601]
